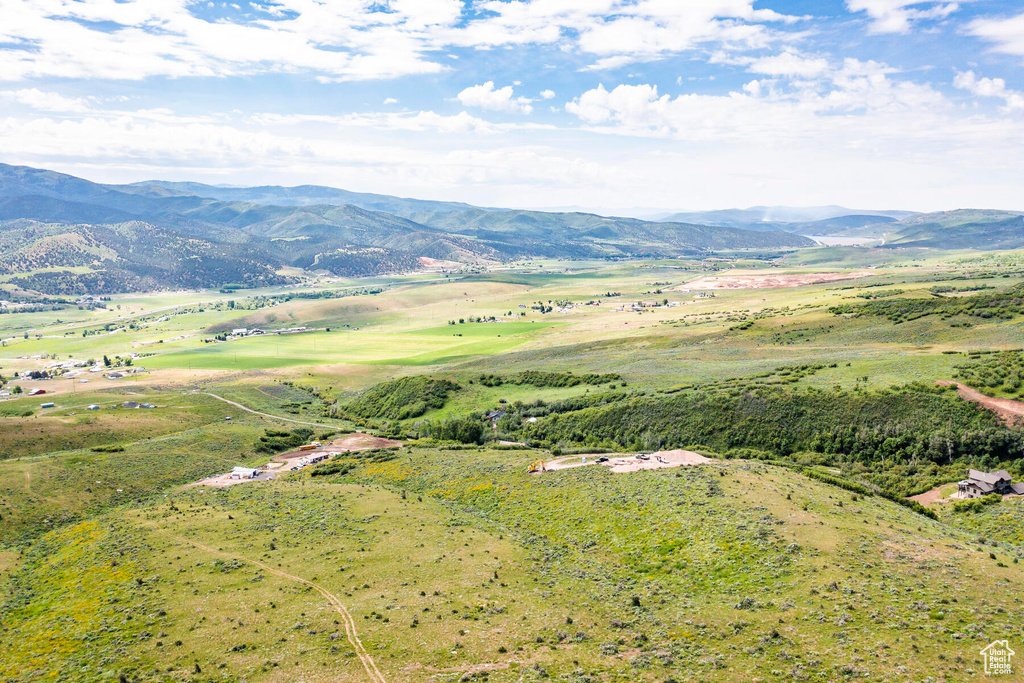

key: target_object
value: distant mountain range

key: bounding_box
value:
[1,163,1021,297]
[657,206,916,233]
[0,163,811,295]
[123,179,479,217]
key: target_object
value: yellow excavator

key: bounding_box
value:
[528,459,545,474]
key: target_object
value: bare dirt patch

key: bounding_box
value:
[418,256,463,269]
[677,271,873,291]
[909,485,952,506]
[541,449,710,474]
[188,471,273,488]
[273,432,403,465]
[936,381,1024,425]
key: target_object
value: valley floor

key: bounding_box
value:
[4,252,1024,681]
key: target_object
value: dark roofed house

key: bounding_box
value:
[957,469,1024,498]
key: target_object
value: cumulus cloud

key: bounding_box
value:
[845,0,962,34]
[458,82,533,114]
[565,60,948,143]
[954,70,1024,111]
[540,89,556,100]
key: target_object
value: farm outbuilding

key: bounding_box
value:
[229,467,260,480]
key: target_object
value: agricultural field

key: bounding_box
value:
[4,248,1024,681]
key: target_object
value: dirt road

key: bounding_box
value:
[147,524,387,683]
[199,392,335,428]
[936,381,1024,425]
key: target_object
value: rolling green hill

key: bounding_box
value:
[883,210,1024,249]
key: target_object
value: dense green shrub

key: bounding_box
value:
[829,284,1024,323]
[478,371,620,388]
[342,376,460,420]
[419,417,485,444]
[953,350,1024,396]
[951,494,1002,513]
[254,427,314,454]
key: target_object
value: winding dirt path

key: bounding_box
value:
[147,523,387,683]
[936,381,1024,425]
[198,392,334,428]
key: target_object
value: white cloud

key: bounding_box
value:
[954,70,1024,112]
[565,60,948,143]
[383,98,398,105]
[250,109,555,134]
[0,88,92,113]
[845,0,962,34]
[967,11,1024,58]
[0,0,813,82]
[540,89,556,99]
[748,51,829,78]
[457,82,533,114]
[4,100,1022,213]
[0,0,462,81]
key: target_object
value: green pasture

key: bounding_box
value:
[142,322,560,370]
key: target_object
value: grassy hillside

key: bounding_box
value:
[885,210,1024,249]
[3,450,1021,682]
[0,221,287,294]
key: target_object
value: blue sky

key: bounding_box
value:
[1,0,1022,213]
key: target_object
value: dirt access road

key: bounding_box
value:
[146,523,388,683]
[199,392,335,428]
[936,381,1024,425]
